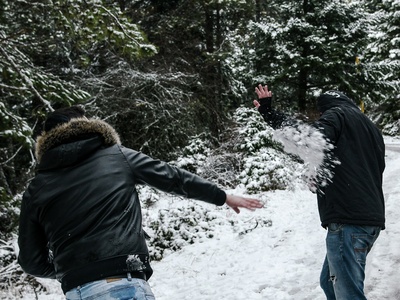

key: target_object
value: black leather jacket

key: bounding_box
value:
[258,91,385,229]
[18,118,226,293]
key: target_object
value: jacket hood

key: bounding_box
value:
[35,118,121,168]
[317,90,359,113]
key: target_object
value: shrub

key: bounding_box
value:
[173,106,305,193]
[144,202,222,261]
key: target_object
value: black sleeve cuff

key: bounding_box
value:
[258,97,272,108]
[214,189,227,206]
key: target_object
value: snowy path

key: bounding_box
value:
[151,189,326,300]
[365,146,400,299]
[151,145,400,300]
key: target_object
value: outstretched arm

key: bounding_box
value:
[225,194,264,214]
[122,148,264,212]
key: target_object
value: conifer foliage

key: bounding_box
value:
[227,0,378,112]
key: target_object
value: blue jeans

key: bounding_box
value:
[320,223,381,300]
[65,277,155,300]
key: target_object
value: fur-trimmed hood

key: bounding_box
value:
[35,118,121,166]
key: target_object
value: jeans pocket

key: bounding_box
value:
[327,223,343,233]
[352,233,376,265]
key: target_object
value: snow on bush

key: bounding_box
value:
[0,237,45,298]
[239,147,305,192]
[140,193,273,262]
[173,106,307,193]
[172,132,241,188]
[143,201,222,261]
[233,106,306,192]
[172,135,213,175]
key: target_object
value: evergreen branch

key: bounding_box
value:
[98,5,140,47]
[0,47,54,112]
[0,83,29,90]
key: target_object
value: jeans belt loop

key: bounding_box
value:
[127,272,132,281]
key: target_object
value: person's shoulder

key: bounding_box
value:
[329,106,345,113]
[92,143,132,160]
[320,106,345,119]
[114,144,144,159]
[117,144,136,153]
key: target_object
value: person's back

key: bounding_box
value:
[315,91,385,228]
[19,118,154,291]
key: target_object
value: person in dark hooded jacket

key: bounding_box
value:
[17,106,264,300]
[253,85,385,300]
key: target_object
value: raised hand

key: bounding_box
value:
[255,84,272,99]
[254,84,272,108]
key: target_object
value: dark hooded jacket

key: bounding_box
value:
[18,118,226,293]
[258,91,385,229]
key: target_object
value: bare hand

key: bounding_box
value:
[254,84,272,108]
[225,194,264,214]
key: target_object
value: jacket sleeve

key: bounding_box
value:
[120,148,226,206]
[257,97,295,129]
[313,107,345,145]
[18,192,56,279]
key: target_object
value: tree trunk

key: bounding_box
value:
[0,166,12,196]
[204,4,214,53]
[297,0,310,113]
[297,68,307,112]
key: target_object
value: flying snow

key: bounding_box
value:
[272,121,339,193]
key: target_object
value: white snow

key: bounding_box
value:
[14,137,400,300]
[272,122,335,180]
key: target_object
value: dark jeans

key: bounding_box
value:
[320,223,381,300]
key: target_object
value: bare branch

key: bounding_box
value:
[0,146,23,166]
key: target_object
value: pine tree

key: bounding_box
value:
[0,0,155,229]
[0,0,157,291]
[365,0,400,133]
[227,0,373,114]
[124,0,255,136]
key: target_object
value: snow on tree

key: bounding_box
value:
[223,0,375,114]
[365,0,400,134]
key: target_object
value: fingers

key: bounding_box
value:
[244,198,264,209]
[255,84,272,99]
[255,84,267,93]
[225,195,264,214]
[253,100,260,108]
[242,197,263,206]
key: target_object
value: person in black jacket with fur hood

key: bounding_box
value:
[18,106,264,299]
[254,85,385,300]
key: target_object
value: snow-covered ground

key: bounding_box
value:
[13,136,400,299]
[150,138,400,300]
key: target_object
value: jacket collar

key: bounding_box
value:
[317,90,359,113]
[35,118,121,164]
